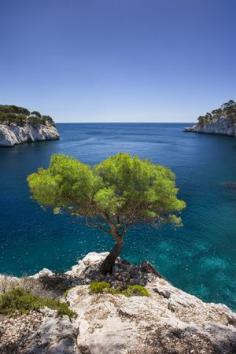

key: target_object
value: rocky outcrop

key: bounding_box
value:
[0,309,78,353]
[0,121,59,147]
[0,105,59,147]
[1,252,236,353]
[185,116,236,136]
[185,100,236,137]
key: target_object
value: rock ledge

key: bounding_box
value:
[0,252,236,353]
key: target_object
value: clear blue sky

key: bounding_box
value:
[0,0,235,122]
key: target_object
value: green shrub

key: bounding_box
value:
[122,285,149,297]
[89,282,149,297]
[42,115,54,125]
[0,105,55,126]
[197,100,236,127]
[89,281,111,294]
[30,111,41,118]
[106,287,121,295]
[0,288,75,318]
[0,105,30,115]
[0,112,27,125]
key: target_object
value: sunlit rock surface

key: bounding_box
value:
[0,121,59,147]
[0,252,236,353]
[185,116,236,137]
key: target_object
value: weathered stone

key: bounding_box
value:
[0,252,236,353]
[153,287,171,299]
[0,121,59,147]
[184,116,236,137]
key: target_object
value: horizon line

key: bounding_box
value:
[55,121,194,124]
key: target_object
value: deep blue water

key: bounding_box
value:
[0,123,236,309]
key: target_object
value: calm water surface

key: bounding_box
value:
[0,124,235,309]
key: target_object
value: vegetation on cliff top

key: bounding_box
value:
[0,105,55,126]
[89,281,149,297]
[28,152,185,274]
[197,100,236,127]
[0,287,75,317]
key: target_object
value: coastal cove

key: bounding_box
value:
[0,123,236,310]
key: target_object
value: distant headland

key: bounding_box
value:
[185,100,236,137]
[0,105,59,147]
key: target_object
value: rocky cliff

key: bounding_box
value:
[0,105,59,147]
[0,252,236,354]
[185,100,236,137]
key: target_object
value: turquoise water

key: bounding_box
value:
[0,123,235,309]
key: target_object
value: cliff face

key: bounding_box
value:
[0,105,59,147]
[185,116,236,136]
[185,100,236,137]
[0,121,60,147]
[0,252,236,354]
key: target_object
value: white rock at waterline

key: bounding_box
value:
[0,122,59,147]
[185,116,236,136]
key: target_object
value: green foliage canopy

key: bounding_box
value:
[30,111,41,118]
[197,100,236,126]
[28,153,186,235]
[0,104,55,126]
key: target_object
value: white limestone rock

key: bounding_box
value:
[66,252,109,278]
[0,309,79,354]
[0,121,59,147]
[1,252,236,353]
[65,253,236,354]
[65,265,236,353]
[185,116,236,137]
[30,268,55,279]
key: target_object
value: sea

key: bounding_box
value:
[0,123,235,309]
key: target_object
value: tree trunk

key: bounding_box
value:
[100,237,123,275]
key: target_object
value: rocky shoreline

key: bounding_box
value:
[184,116,236,137]
[0,122,60,147]
[0,252,236,353]
[185,100,236,137]
[0,105,59,147]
